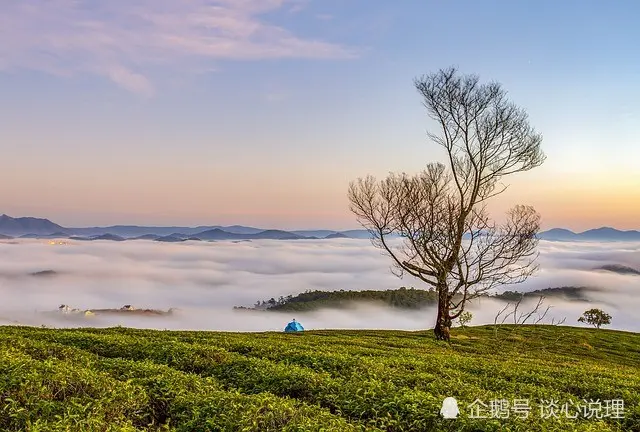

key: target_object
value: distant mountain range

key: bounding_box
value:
[1,214,640,242]
[0,214,355,241]
[539,227,640,242]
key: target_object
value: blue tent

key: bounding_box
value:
[284,319,304,332]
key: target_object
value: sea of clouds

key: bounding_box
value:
[0,238,638,332]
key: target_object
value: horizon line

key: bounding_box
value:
[1,213,639,234]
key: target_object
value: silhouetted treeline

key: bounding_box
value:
[244,287,438,311]
[496,286,590,302]
[236,286,591,312]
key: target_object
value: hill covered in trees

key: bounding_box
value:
[244,287,438,312]
[238,286,593,312]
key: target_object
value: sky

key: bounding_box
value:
[1,238,639,332]
[1,0,639,230]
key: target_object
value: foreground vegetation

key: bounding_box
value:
[0,325,638,431]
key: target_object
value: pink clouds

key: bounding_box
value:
[0,0,356,95]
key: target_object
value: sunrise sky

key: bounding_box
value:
[1,0,639,230]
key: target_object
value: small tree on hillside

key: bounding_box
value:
[578,308,611,329]
[348,67,545,341]
[457,311,473,329]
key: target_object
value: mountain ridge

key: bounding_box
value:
[0,214,65,236]
[2,214,640,242]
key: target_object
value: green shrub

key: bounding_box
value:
[0,325,637,431]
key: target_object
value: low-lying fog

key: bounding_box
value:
[0,238,638,332]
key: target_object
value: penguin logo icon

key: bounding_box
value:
[440,397,460,419]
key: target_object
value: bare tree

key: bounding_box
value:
[348,67,545,341]
[492,295,557,338]
[491,295,567,347]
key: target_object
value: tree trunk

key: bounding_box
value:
[434,288,451,341]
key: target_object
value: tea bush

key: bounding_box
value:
[0,325,638,431]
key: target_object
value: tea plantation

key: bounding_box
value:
[0,325,638,431]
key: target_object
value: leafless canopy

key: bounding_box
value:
[348,67,545,322]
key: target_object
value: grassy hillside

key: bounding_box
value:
[0,325,638,431]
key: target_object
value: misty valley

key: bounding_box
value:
[1,238,639,333]
[1,237,640,431]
